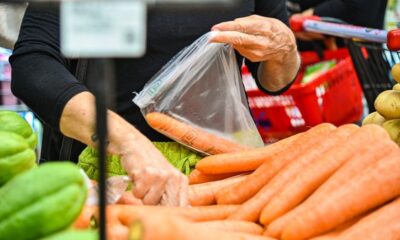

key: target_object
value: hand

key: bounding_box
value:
[118,134,189,207]
[210,15,297,62]
[292,8,325,41]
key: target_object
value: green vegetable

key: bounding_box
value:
[0,131,36,185]
[0,162,87,240]
[42,229,98,240]
[0,110,37,149]
[78,142,202,180]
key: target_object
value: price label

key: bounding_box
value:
[61,0,146,58]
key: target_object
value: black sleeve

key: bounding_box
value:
[313,0,386,28]
[10,4,87,130]
[248,0,296,95]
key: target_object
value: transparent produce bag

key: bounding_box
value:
[133,32,264,155]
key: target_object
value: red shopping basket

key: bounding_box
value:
[245,48,363,143]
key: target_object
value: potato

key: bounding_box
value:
[382,119,400,146]
[391,63,400,84]
[362,111,386,126]
[394,83,400,91]
[374,90,400,119]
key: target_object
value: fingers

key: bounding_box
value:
[211,15,264,34]
[142,174,168,205]
[210,31,260,46]
[161,171,189,207]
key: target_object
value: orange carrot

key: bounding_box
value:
[195,220,264,235]
[104,204,240,225]
[145,112,250,155]
[189,169,244,184]
[216,123,336,205]
[266,125,394,238]
[261,124,368,225]
[117,191,143,205]
[189,175,247,206]
[282,146,400,240]
[319,198,400,240]
[127,211,277,240]
[225,124,353,222]
[196,132,303,174]
[73,205,97,229]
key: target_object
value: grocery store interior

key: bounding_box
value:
[0,0,400,240]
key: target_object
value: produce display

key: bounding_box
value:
[66,123,399,240]
[1,79,400,239]
[362,63,400,145]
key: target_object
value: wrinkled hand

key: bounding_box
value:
[119,136,189,207]
[210,15,297,62]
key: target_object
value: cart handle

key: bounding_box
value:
[289,15,400,51]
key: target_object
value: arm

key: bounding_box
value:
[10,5,187,206]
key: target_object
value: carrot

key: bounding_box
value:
[104,204,240,225]
[195,132,303,174]
[189,175,247,206]
[117,191,143,205]
[216,123,336,205]
[265,124,394,238]
[281,145,400,240]
[195,220,264,235]
[189,169,244,184]
[127,211,277,240]
[261,124,367,225]
[145,112,250,155]
[73,205,97,229]
[226,124,352,222]
[319,198,400,240]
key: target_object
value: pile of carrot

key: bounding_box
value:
[75,122,400,240]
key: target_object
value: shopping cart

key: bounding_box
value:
[245,16,400,143]
[290,15,400,112]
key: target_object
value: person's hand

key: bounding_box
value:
[292,8,325,41]
[116,133,189,207]
[210,15,297,62]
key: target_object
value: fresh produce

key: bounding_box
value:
[374,90,400,119]
[194,220,264,235]
[311,198,400,240]
[215,123,336,205]
[0,110,37,149]
[227,125,355,222]
[260,124,361,225]
[195,132,303,175]
[281,143,400,240]
[128,213,272,240]
[145,112,251,155]
[189,169,241,184]
[361,111,386,126]
[394,83,400,90]
[42,229,98,240]
[391,63,400,83]
[382,119,400,145]
[267,129,396,238]
[0,131,36,185]
[127,212,274,240]
[0,162,87,240]
[189,175,247,206]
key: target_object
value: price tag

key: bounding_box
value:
[61,0,146,58]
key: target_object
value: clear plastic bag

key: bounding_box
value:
[133,32,263,154]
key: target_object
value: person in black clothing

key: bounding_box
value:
[287,0,387,44]
[10,1,300,206]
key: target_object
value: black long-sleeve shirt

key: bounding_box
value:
[10,1,290,143]
[287,0,387,29]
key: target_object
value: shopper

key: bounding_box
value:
[10,1,300,206]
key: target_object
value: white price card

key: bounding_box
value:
[61,0,146,58]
